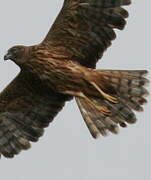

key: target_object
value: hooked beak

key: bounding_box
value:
[4,52,12,61]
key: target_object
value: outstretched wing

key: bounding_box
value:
[43,0,131,68]
[0,70,71,158]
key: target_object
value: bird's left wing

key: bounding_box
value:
[43,0,131,68]
[0,70,71,158]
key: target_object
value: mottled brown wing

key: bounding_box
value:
[0,70,71,158]
[43,0,131,68]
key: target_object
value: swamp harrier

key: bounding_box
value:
[1,0,149,158]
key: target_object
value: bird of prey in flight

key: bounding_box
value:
[1,0,149,158]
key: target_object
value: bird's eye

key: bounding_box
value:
[10,48,18,55]
[13,48,18,52]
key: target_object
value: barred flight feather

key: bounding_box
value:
[76,70,149,138]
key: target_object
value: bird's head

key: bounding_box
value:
[4,45,28,65]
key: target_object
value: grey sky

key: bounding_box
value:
[0,1,151,180]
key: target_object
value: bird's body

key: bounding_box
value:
[26,52,99,96]
[17,43,111,99]
[0,0,149,158]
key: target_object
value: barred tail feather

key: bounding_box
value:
[76,70,149,138]
[97,70,149,111]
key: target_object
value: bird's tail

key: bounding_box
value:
[76,70,149,138]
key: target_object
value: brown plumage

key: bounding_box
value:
[1,0,149,158]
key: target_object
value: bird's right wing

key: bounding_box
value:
[0,70,71,158]
[43,0,131,68]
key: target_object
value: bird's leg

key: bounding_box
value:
[63,91,111,116]
[79,93,111,116]
[90,82,118,104]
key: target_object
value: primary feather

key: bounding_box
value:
[44,0,131,68]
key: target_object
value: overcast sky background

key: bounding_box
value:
[0,1,151,180]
